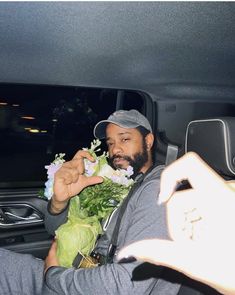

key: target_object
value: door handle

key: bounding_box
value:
[0,204,43,227]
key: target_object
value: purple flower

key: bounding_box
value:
[45,163,62,178]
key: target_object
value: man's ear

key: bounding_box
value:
[145,133,154,150]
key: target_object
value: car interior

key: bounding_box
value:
[0,2,235,294]
[185,117,235,179]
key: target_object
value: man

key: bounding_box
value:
[0,109,181,294]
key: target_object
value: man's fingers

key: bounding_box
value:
[44,240,59,274]
[117,239,200,279]
[117,239,235,295]
[166,189,199,241]
[61,150,95,175]
[64,175,103,196]
[55,149,98,186]
[228,181,235,190]
[73,150,95,163]
[117,239,183,268]
[49,240,57,254]
[56,161,99,186]
[55,166,80,185]
[63,158,85,175]
[82,175,103,187]
[159,152,225,204]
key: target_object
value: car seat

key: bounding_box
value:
[185,117,235,179]
[175,117,235,295]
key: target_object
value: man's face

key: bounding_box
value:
[105,123,148,175]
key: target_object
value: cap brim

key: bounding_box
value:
[93,120,110,139]
[93,119,140,139]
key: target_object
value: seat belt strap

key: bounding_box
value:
[106,164,158,263]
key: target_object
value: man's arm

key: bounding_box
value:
[43,173,180,295]
[118,152,235,295]
[44,200,69,235]
[44,149,103,235]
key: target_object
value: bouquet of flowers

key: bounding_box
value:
[43,139,134,268]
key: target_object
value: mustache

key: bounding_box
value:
[109,155,132,163]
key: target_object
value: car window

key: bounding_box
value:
[0,84,145,188]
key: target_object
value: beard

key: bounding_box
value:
[109,140,148,177]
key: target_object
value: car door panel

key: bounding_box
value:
[0,189,52,259]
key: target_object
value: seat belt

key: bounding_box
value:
[165,144,178,166]
[106,164,158,263]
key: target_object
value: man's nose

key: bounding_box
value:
[110,142,122,155]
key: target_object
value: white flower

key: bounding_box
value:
[84,159,99,176]
[44,154,65,199]
[44,178,54,199]
[43,139,134,200]
[126,166,134,177]
[97,164,134,187]
[97,163,115,178]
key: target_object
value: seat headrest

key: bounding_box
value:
[185,117,235,178]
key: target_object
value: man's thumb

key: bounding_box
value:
[117,239,191,273]
[85,176,104,186]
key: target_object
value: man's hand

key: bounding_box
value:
[51,150,103,213]
[44,240,59,274]
[118,152,235,295]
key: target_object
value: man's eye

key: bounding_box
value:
[122,138,130,142]
[107,142,113,147]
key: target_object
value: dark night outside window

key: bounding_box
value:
[0,84,144,188]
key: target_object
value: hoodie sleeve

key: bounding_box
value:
[43,170,181,295]
[44,200,69,235]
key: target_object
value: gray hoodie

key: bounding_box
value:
[44,165,181,295]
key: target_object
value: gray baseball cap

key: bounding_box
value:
[93,109,152,139]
